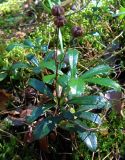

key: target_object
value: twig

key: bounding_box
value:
[105,46,125,61]
[65,0,92,17]
[102,151,112,160]
[0,128,24,146]
[92,152,95,160]
[112,31,124,43]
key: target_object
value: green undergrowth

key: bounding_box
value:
[73,111,125,160]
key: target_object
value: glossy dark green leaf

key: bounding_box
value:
[32,66,41,74]
[40,60,63,75]
[6,43,22,52]
[0,72,7,81]
[12,62,29,70]
[58,74,69,87]
[24,39,34,48]
[67,49,78,77]
[68,95,105,105]
[27,104,55,123]
[26,54,39,66]
[78,131,97,151]
[113,12,125,18]
[84,78,121,91]
[62,111,74,120]
[81,65,111,79]
[28,78,53,97]
[76,112,102,124]
[68,77,85,96]
[43,74,56,84]
[41,44,48,53]
[61,123,76,132]
[44,51,54,61]
[33,117,61,139]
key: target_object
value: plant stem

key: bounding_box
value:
[55,27,60,108]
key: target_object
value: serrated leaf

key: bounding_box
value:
[58,74,69,87]
[40,60,63,75]
[12,62,29,70]
[24,39,34,48]
[44,51,54,61]
[27,104,55,123]
[84,78,121,91]
[68,95,105,105]
[81,65,111,79]
[6,43,22,52]
[28,78,53,97]
[78,131,97,151]
[33,66,41,74]
[26,54,39,66]
[43,74,56,84]
[76,112,102,124]
[67,49,78,77]
[112,12,125,17]
[68,77,85,96]
[0,72,7,81]
[33,117,61,139]
[41,44,48,53]
[78,96,111,111]
[62,111,74,120]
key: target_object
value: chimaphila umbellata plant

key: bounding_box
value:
[9,5,121,152]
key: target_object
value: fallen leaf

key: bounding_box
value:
[0,89,12,111]
[105,90,124,116]
[20,109,33,118]
[39,136,49,153]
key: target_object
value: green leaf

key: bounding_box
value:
[81,65,111,79]
[58,28,64,53]
[78,100,111,112]
[62,111,74,120]
[28,78,53,97]
[84,78,121,91]
[33,66,41,74]
[47,0,53,8]
[113,12,125,17]
[76,112,102,124]
[68,95,105,105]
[26,54,39,66]
[68,77,85,96]
[6,43,22,52]
[58,74,69,87]
[113,6,125,19]
[27,104,55,123]
[41,45,48,53]
[78,131,97,151]
[12,62,29,70]
[24,39,34,48]
[33,117,60,139]
[0,72,7,81]
[40,60,63,75]
[67,49,78,77]
[43,74,56,84]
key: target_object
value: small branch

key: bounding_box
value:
[0,128,24,146]
[102,151,112,160]
[66,0,92,17]
[105,46,125,61]
[112,31,124,43]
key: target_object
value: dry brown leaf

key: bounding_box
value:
[0,89,12,111]
[20,109,33,118]
[105,90,124,116]
[39,136,49,153]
